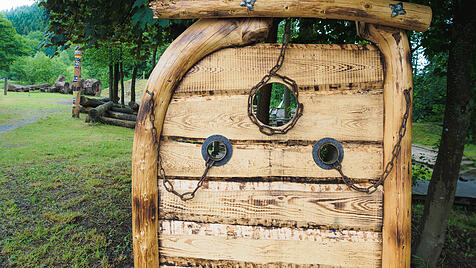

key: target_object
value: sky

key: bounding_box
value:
[0,0,35,11]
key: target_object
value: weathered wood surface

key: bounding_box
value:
[159,179,383,231]
[99,116,136,129]
[106,110,137,121]
[160,139,382,179]
[89,101,113,122]
[158,220,382,267]
[175,43,383,94]
[358,23,413,268]
[132,18,272,267]
[80,96,105,108]
[164,91,384,142]
[111,106,136,115]
[151,0,432,32]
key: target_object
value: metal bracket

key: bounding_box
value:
[390,2,407,18]
[240,0,257,11]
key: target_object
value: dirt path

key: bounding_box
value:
[0,98,71,134]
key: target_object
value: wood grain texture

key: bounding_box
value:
[132,18,272,267]
[161,138,382,179]
[159,179,383,231]
[175,43,383,94]
[159,220,382,267]
[151,0,432,32]
[358,23,413,268]
[163,91,383,142]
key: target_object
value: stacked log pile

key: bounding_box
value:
[79,96,138,129]
[6,76,101,96]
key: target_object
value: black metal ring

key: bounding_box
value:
[312,138,344,170]
[201,135,233,166]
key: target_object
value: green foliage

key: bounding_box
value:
[2,4,47,35]
[0,13,29,76]
[9,50,73,85]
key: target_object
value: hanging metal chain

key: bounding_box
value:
[247,19,304,136]
[332,88,412,194]
[146,90,215,201]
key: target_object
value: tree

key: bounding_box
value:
[0,13,28,75]
[414,0,475,266]
[3,4,47,35]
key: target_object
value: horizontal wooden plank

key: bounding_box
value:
[163,91,383,142]
[159,180,383,231]
[175,43,383,94]
[160,139,382,179]
[159,220,382,267]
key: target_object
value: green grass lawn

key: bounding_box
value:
[0,92,134,266]
[413,122,476,161]
[0,92,474,267]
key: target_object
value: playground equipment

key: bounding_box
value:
[132,1,432,267]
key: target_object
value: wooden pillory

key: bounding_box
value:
[132,1,432,267]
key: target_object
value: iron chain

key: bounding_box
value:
[247,19,303,136]
[146,90,215,201]
[332,88,412,194]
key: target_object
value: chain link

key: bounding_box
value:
[146,90,215,201]
[332,88,412,194]
[247,19,303,136]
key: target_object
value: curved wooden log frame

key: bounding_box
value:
[131,18,272,267]
[132,12,416,268]
[151,0,432,32]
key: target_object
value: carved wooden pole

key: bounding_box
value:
[357,22,413,268]
[131,18,271,267]
[72,48,82,118]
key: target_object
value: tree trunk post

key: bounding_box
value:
[72,47,82,118]
[131,65,137,103]
[358,23,413,268]
[4,78,7,95]
[109,64,114,100]
[114,63,120,103]
[415,0,475,266]
[142,71,145,80]
[120,62,125,105]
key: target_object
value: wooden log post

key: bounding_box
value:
[72,48,83,118]
[132,18,271,267]
[89,101,114,122]
[100,116,136,129]
[357,22,413,268]
[4,78,7,95]
[151,0,432,32]
[111,106,135,115]
[80,96,105,108]
[106,111,137,121]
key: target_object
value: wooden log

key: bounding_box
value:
[111,106,135,114]
[358,23,413,268]
[159,220,382,267]
[132,18,272,267]
[89,101,113,122]
[80,96,105,107]
[99,116,136,129]
[106,111,137,121]
[4,78,7,95]
[79,106,92,114]
[159,179,383,231]
[150,0,432,32]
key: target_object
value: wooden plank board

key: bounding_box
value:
[163,91,384,142]
[159,180,383,231]
[175,43,383,94]
[159,220,382,267]
[160,139,382,179]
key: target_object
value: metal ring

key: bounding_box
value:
[312,138,344,170]
[201,135,233,166]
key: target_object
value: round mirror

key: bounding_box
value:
[206,140,227,162]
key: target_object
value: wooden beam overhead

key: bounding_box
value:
[150,0,432,32]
